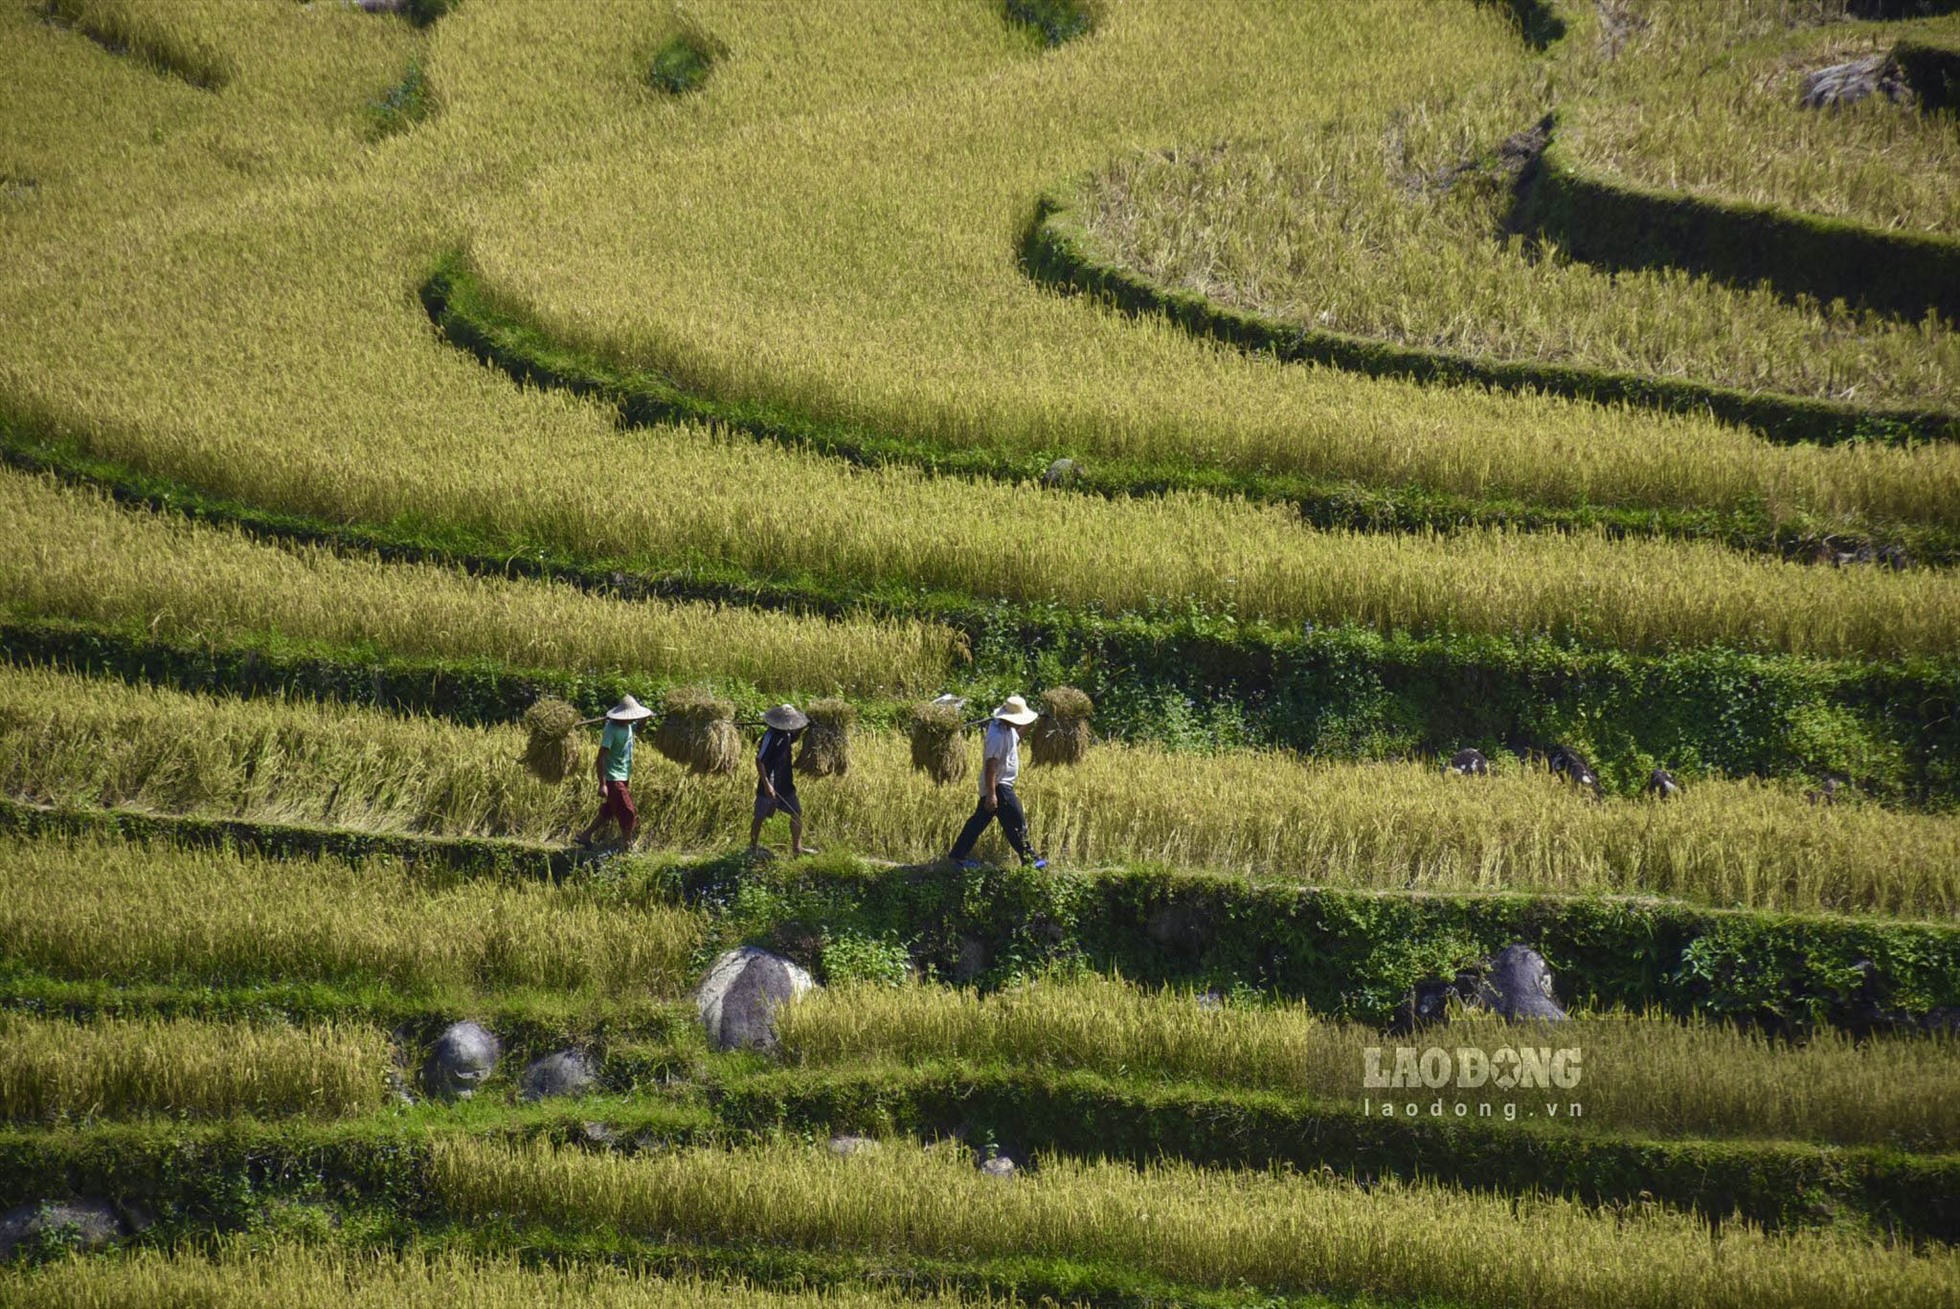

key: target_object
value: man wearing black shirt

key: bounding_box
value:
[749,703,813,857]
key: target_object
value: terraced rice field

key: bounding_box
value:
[3,0,1957,1303]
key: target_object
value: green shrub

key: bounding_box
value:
[368,61,430,140]
[1004,0,1097,47]
[648,19,726,96]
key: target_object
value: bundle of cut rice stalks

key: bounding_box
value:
[795,698,855,778]
[654,687,741,775]
[1027,686,1093,766]
[905,695,968,785]
[520,697,587,784]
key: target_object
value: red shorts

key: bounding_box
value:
[599,780,636,831]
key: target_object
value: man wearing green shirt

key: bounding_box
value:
[574,695,653,850]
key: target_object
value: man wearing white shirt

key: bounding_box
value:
[948,695,1046,870]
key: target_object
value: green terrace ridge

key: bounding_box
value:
[11,610,1960,806]
[3,815,1955,1028]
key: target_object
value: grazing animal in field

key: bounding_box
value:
[1807,777,1843,807]
[1445,748,1489,776]
[1646,768,1680,800]
[1547,745,1603,800]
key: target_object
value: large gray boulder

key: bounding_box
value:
[1477,945,1567,1022]
[695,947,816,1052]
[0,1200,124,1260]
[423,1020,500,1098]
[519,1050,596,1102]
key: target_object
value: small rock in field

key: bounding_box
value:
[828,1134,881,1157]
[695,946,817,1052]
[951,936,990,985]
[0,1200,125,1260]
[1799,55,1907,109]
[1042,457,1078,486]
[1392,977,1459,1033]
[520,1050,596,1102]
[978,1155,1018,1179]
[422,1020,500,1099]
[1145,901,1209,950]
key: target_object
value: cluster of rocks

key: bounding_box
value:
[416,1020,593,1103]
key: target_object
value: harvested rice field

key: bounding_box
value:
[3,0,1957,1303]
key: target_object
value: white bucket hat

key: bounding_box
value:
[991,695,1039,726]
[606,694,654,723]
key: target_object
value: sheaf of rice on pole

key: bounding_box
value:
[519,696,587,784]
[906,695,969,785]
[795,697,855,777]
[654,686,742,775]
[1027,686,1093,766]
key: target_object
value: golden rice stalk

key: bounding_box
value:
[1028,686,1093,767]
[519,697,584,785]
[796,697,855,778]
[654,686,740,775]
[905,699,968,785]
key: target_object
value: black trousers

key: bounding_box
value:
[948,784,1033,862]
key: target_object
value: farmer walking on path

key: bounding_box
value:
[574,695,653,850]
[750,703,815,858]
[948,695,1046,870]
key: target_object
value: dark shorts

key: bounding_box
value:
[754,781,801,819]
[599,779,636,828]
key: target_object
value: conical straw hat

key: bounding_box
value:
[606,694,654,722]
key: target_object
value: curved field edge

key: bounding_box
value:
[426,254,1958,564]
[1516,126,1960,327]
[1896,35,1960,113]
[3,806,1954,1030]
[41,0,232,91]
[9,428,1960,805]
[1023,192,1958,452]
